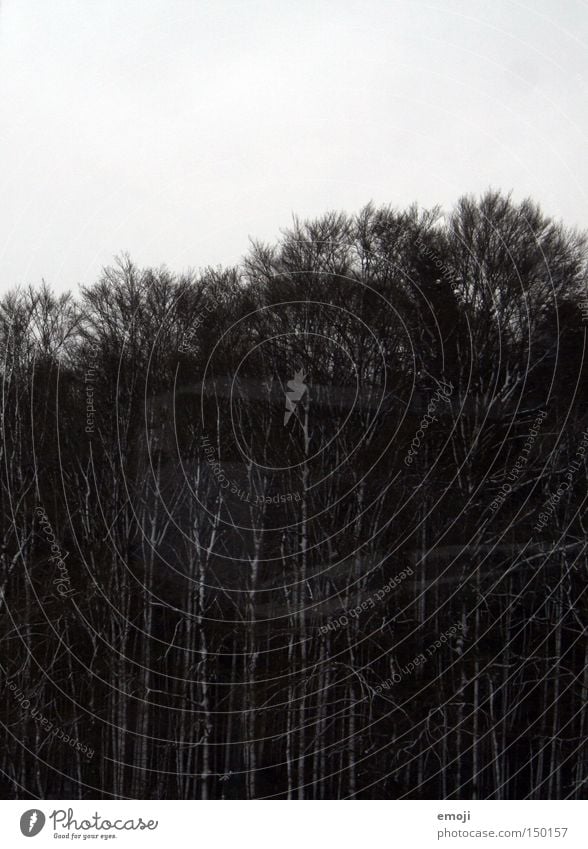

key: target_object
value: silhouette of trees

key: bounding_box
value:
[0,191,586,799]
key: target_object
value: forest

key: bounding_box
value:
[0,190,587,799]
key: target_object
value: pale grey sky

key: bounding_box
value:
[1,0,587,292]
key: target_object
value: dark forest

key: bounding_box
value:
[1,191,587,799]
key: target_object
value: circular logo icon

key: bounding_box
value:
[20,810,45,837]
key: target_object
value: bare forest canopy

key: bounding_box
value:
[1,191,587,799]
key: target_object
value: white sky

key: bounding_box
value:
[0,0,587,292]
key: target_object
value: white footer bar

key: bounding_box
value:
[1,800,585,848]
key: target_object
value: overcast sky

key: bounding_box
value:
[1,0,586,292]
